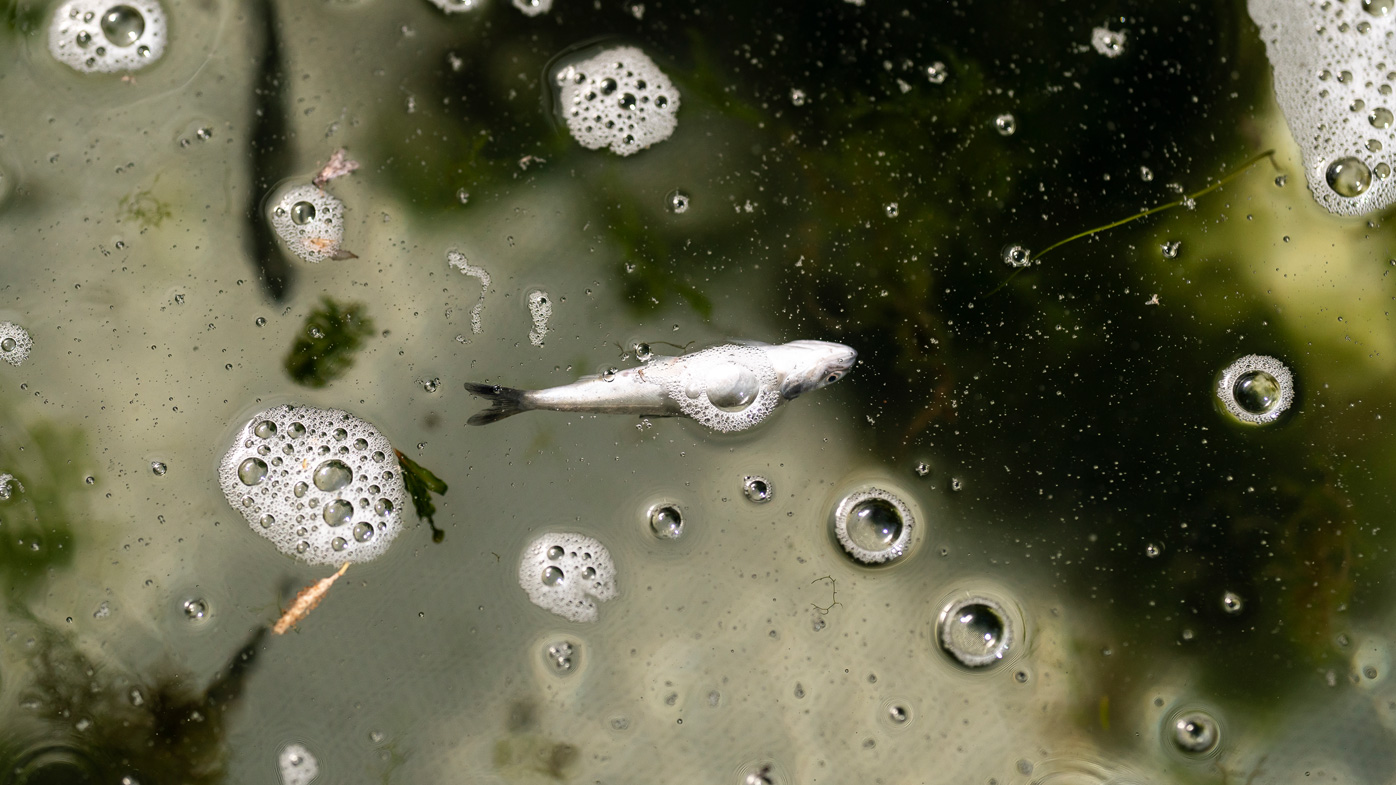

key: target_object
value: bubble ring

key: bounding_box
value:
[936,594,1014,668]
[1165,707,1222,756]
[1215,354,1294,425]
[655,345,781,432]
[832,487,915,564]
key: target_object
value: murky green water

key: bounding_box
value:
[1,0,1395,783]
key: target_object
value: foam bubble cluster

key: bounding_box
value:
[832,487,915,565]
[551,45,680,156]
[527,290,552,346]
[219,405,409,566]
[1216,354,1295,425]
[513,0,552,16]
[651,344,781,432]
[270,184,348,264]
[0,474,17,501]
[48,0,166,74]
[1249,0,1396,214]
[0,322,33,367]
[447,250,490,334]
[518,532,617,622]
[278,744,318,785]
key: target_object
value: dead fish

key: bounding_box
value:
[464,340,857,432]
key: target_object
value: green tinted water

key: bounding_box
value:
[1,0,1394,783]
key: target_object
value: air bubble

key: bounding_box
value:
[49,0,166,73]
[0,322,33,366]
[549,44,680,156]
[1363,0,1394,16]
[1001,244,1032,268]
[254,420,277,439]
[937,595,1014,667]
[832,487,915,565]
[1215,355,1294,425]
[237,457,268,486]
[1170,711,1220,754]
[1371,107,1394,128]
[650,344,785,432]
[182,597,208,620]
[649,504,684,539]
[512,0,552,16]
[1161,240,1181,259]
[544,639,577,674]
[666,189,691,213]
[993,113,1017,136]
[322,499,353,527]
[269,184,349,264]
[925,61,948,84]
[789,88,807,106]
[150,461,167,476]
[313,460,353,491]
[742,475,773,503]
[289,201,316,225]
[1326,157,1372,198]
[279,744,318,785]
[518,533,617,622]
[1091,26,1127,58]
[1221,591,1244,614]
[527,290,552,346]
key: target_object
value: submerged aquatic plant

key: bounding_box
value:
[283,297,375,388]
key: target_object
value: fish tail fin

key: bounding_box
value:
[464,382,530,425]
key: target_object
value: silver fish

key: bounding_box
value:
[464,340,857,431]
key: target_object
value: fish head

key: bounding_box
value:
[773,340,858,399]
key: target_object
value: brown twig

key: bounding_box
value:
[273,563,350,635]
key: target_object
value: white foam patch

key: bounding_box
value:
[48,0,167,74]
[270,184,348,264]
[1090,26,1126,58]
[518,533,617,623]
[1216,354,1295,425]
[650,344,782,433]
[426,0,480,12]
[552,45,680,156]
[0,473,18,501]
[1249,0,1396,214]
[278,744,318,785]
[513,0,551,15]
[0,322,33,367]
[219,405,409,566]
[447,250,490,334]
[527,290,552,346]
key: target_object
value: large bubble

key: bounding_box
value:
[48,0,167,74]
[1215,354,1295,425]
[549,44,681,156]
[1249,0,1396,214]
[218,405,409,566]
[518,533,617,622]
[649,344,782,432]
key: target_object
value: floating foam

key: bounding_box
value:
[0,322,33,366]
[1249,0,1396,214]
[551,45,680,156]
[48,0,167,74]
[218,405,409,566]
[527,290,552,346]
[651,344,781,432]
[447,250,490,334]
[518,533,617,622]
[270,184,349,264]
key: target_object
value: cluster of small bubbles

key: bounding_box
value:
[218,404,409,566]
[1091,25,1127,57]
[278,744,318,785]
[1170,711,1220,754]
[665,189,691,214]
[1221,590,1245,614]
[447,250,490,335]
[518,533,617,622]
[1215,354,1295,425]
[269,184,349,263]
[789,88,807,106]
[181,597,208,620]
[993,113,1017,136]
[651,344,782,432]
[937,595,1014,667]
[543,639,577,674]
[1001,243,1032,268]
[648,503,684,539]
[1249,0,1396,213]
[150,461,167,476]
[550,44,680,156]
[512,0,552,16]
[527,290,552,346]
[1161,240,1181,259]
[742,475,773,503]
[925,61,948,84]
[426,0,480,13]
[1140,165,1155,182]
[0,322,34,366]
[48,0,166,73]
[884,202,899,218]
[832,487,915,565]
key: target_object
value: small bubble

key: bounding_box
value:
[666,189,691,214]
[1221,591,1244,614]
[544,640,577,674]
[254,420,277,439]
[547,545,565,560]
[634,342,654,361]
[322,499,353,527]
[1091,26,1127,57]
[1161,240,1181,259]
[352,522,374,542]
[150,461,167,476]
[925,61,948,84]
[1145,543,1162,558]
[1326,157,1372,198]
[1140,166,1154,182]
[237,457,268,486]
[1274,174,1288,187]
[937,596,1013,668]
[742,475,773,503]
[542,565,565,586]
[1371,107,1395,129]
[993,113,1017,136]
[887,704,909,724]
[649,504,684,539]
[884,202,899,218]
[1364,0,1394,16]
[182,598,208,620]
[1171,711,1220,754]
[914,462,931,478]
[1001,244,1032,268]
[833,487,914,565]
[313,460,353,492]
[789,88,807,106]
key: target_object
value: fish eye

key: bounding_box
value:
[826,373,840,383]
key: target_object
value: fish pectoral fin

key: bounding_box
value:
[464,382,529,425]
